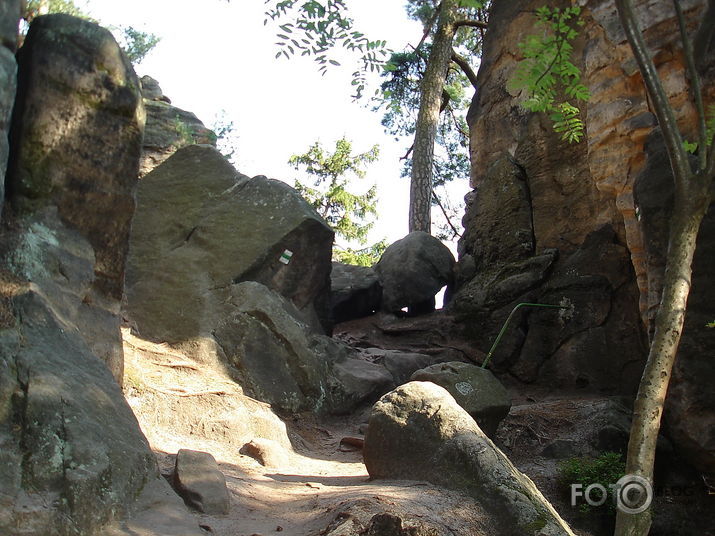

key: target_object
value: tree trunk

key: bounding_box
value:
[409,0,458,233]
[612,0,714,534]
[614,181,709,535]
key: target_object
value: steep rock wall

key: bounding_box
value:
[0,14,197,535]
[7,13,145,381]
[462,0,714,476]
[466,0,710,320]
[0,0,20,219]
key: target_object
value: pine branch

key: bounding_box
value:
[432,190,462,238]
[451,50,479,89]
[401,144,415,161]
[414,2,442,51]
[453,19,489,29]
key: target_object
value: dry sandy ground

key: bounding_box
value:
[120,328,500,536]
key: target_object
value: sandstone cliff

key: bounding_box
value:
[460,0,714,477]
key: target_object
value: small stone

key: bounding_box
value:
[240,438,288,468]
[172,449,230,515]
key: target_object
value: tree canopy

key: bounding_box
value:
[289,137,386,266]
[21,0,160,65]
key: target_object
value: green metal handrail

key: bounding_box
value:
[481,302,569,369]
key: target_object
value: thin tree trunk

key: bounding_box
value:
[409,0,458,233]
[613,0,714,534]
[614,189,708,535]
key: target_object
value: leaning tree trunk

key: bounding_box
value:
[614,185,709,535]
[613,0,714,534]
[409,0,458,233]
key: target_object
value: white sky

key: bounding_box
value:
[84,0,470,247]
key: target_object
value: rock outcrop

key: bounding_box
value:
[0,15,189,535]
[364,382,576,536]
[0,258,158,534]
[214,281,334,413]
[7,13,145,382]
[462,0,713,474]
[139,75,216,176]
[375,231,455,313]
[125,144,334,345]
[453,226,646,393]
[0,0,19,220]
[410,361,511,437]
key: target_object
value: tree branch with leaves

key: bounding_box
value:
[289,137,386,266]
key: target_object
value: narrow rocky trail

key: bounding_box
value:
[122,328,499,536]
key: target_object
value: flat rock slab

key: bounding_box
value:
[172,449,230,515]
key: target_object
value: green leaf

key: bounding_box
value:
[683,140,699,154]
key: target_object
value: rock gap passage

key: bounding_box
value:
[0,2,713,536]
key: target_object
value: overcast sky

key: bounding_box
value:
[85,0,469,248]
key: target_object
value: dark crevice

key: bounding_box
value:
[13,348,31,488]
[168,226,199,252]
[511,156,536,256]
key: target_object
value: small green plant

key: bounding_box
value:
[173,116,196,146]
[684,104,715,153]
[559,452,625,513]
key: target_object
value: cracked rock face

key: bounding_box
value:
[0,15,170,534]
[6,13,145,382]
[462,0,713,475]
[0,210,157,535]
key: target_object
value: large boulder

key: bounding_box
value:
[375,231,455,314]
[331,261,382,323]
[214,281,397,415]
[139,76,216,176]
[6,14,145,381]
[0,209,160,535]
[0,0,20,219]
[363,382,575,536]
[410,361,511,437]
[213,281,333,413]
[125,144,334,343]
